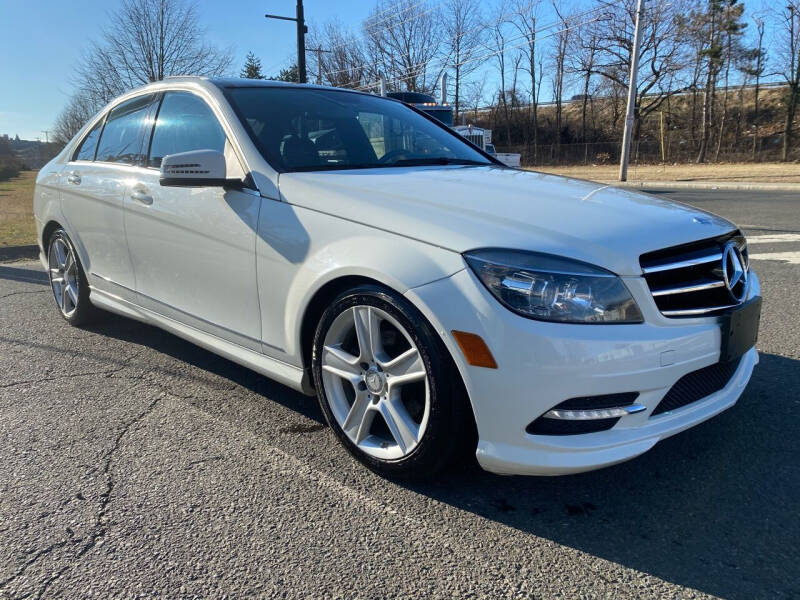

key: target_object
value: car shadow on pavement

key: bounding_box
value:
[76,310,799,599]
[0,265,48,285]
[82,314,323,426]
[403,351,800,599]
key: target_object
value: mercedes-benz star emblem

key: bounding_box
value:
[721,241,748,302]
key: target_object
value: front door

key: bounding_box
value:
[123,91,262,350]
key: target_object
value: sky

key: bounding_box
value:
[0,0,370,140]
[0,0,779,141]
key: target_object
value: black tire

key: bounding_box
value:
[312,283,473,479]
[47,229,96,326]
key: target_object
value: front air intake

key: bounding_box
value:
[527,392,642,436]
[651,358,742,416]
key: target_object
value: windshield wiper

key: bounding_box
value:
[390,157,489,167]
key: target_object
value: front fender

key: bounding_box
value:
[284,232,465,360]
[255,200,464,363]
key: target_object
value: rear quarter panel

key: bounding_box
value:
[33,160,66,257]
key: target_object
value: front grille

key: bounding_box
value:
[640,231,749,318]
[526,392,639,436]
[651,358,741,416]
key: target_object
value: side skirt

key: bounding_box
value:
[89,286,314,395]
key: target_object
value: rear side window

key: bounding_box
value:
[148,92,226,169]
[74,119,104,161]
[95,94,156,165]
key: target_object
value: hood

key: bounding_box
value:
[277,166,736,276]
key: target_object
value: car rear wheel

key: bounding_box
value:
[312,284,470,478]
[47,229,95,326]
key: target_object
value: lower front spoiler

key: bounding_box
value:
[476,347,758,476]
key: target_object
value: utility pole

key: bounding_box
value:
[265,1,308,83]
[307,46,332,84]
[41,130,50,143]
[619,0,644,182]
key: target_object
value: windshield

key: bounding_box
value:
[224,87,492,172]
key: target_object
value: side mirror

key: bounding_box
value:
[159,149,243,188]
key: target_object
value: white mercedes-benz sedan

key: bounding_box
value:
[33,77,761,477]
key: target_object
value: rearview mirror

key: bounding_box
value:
[159,150,243,188]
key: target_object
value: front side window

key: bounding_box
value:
[224,87,491,172]
[148,92,226,168]
[74,119,104,161]
[95,94,156,165]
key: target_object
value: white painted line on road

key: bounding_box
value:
[747,233,800,244]
[749,251,800,265]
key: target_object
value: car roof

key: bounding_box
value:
[148,75,373,95]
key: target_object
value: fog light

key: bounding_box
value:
[544,405,646,420]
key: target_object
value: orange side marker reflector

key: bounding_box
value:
[451,330,498,369]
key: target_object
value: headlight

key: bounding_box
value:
[464,249,643,324]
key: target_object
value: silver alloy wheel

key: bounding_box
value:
[48,236,79,318]
[321,305,430,461]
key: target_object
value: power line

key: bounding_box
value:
[317,0,443,57]
[355,9,608,93]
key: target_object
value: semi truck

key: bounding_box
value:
[383,75,521,167]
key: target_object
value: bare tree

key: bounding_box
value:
[75,0,232,107]
[568,11,603,163]
[364,0,444,93]
[441,0,486,121]
[510,0,542,158]
[696,1,724,163]
[592,0,691,148]
[487,3,511,145]
[713,0,747,162]
[742,16,768,160]
[52,90,103,147]
[550,2,571,161]
[776,1,800,161]
[462,75,488,122]
[308,21,368,88]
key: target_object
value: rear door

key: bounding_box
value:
[123,91,262,350]
[60,94,157,301]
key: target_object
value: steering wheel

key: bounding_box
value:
[377,149,413,164]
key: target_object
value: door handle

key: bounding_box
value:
[66,171,81,185]
[130,188,153,206]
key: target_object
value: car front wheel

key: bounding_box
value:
[312,284,470,478]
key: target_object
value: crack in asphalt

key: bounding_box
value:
[0,388,161,599]
[0,335,240,395]
[0,290,47,301]
[32,394,162,599]
[0,346,149,391]
[0,531,77,591]
[0,367,127,389]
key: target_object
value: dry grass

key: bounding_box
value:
[530,162,800,184]
[0,170,37,247]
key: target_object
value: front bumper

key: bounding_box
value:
[405,268,760,476]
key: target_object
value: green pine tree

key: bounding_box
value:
[240,51,265,79]
[269,64,299,83]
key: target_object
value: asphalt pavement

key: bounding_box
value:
[1,189,798,599]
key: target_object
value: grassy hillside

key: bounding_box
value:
[0,170,37,247]
[469,86,798,166]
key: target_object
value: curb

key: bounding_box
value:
[606,181,800,192]
[0,245,39,262]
